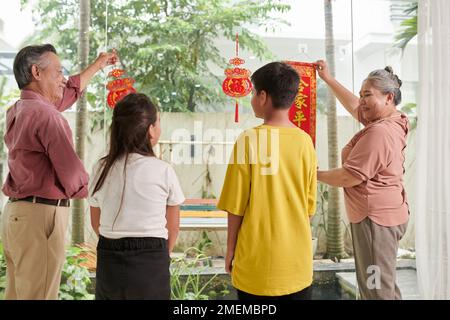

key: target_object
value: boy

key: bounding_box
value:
[217,62,317,300]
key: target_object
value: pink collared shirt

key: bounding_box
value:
[2,75,89,200]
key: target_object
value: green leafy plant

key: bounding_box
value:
[59,246,94,300]
[0,243,6,299]
[170,247,218,300]
[394,1,418,51]
[170,230,231,300]
[196,231,213,259]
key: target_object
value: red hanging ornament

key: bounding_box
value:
[106,53,137,108]
[222,33,252,122]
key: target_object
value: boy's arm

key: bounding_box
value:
[308,148,318,216]
[226,213,244,274]
[217,134,251,274]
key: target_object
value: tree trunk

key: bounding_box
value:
[72,0,90,245]
[187,85,196,112]
[324,0,346,260]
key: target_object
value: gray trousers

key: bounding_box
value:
[350,217,408,300]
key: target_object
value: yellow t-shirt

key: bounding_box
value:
[217,125,317,296]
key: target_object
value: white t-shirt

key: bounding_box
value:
[88,153,185,239]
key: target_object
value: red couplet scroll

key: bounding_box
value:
[284,61,317,146]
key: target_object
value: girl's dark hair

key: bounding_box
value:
[92,93,159,195]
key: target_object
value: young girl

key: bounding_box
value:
[88,93,184,300]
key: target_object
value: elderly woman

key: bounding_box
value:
[315,60,409,300]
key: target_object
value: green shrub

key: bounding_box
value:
[0,243,6,299]
[170,247,216,300]
[59,246,94,300]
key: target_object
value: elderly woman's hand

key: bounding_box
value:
[314,60,332,82]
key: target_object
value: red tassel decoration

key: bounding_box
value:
[222,33,252,123]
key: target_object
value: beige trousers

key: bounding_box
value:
[351,217,408,300]
[1,201,69,300]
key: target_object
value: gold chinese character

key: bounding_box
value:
[299,79,309,92]
[293,110,306,126]
[295,92,308,109]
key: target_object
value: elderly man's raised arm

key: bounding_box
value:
[56,52,117,112]
[55,75,83,112]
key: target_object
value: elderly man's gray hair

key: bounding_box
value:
[13,44,57,89]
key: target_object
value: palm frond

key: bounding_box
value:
[394,2,418,51]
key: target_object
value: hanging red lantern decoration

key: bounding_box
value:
[106,53,137,108]
[222,33,252,122]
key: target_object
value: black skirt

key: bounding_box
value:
[95,235,170,300]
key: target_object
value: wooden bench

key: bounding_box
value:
[180,199,227,230]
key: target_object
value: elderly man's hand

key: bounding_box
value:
[94,51,118,70]
[79,50,119,91]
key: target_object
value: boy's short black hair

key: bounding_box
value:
[251,62,300,109]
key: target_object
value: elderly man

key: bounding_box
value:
[1,44,116,300]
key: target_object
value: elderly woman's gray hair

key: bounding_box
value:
[365,66,403,106]
[13,44,57,89]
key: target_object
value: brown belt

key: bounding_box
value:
[9,196,70,207]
